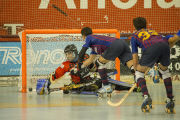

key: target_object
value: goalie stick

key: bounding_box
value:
[107,68,150,107]
[49,75,97,93]
[50,72,70,84]
[49,87,64,92]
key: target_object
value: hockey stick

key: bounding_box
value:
[107,68,150,107]
[50,72,70,84]
[49,87,64,92]
[43,0,83,28]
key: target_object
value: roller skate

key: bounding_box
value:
[95,85,113,98]
[153,65,160,83]
[165,97,175,114]
[141,95,154,113]
[148,65,160,83]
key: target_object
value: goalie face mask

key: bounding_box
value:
[65,51,77,62]
[64,44,78,62]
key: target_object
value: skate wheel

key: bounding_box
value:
[155,76,158,80]
[165,108,168,113]
[142,109,146,113]
[107,94,112,98]
[172,109,176,114]
[151,105,155,109]
[154,66,157,70]
[98,94,103,98]
[167,109,170,114]
[146,105,150,110]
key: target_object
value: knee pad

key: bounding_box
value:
[135,71,145,83]
[158,68,171,79]
[95,59,106,69]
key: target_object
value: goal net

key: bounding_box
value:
[18,29,120,92]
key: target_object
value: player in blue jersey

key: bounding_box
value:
[131,17,180,113]
[73,27,136,95]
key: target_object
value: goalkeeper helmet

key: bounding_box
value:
[64,44,78,62]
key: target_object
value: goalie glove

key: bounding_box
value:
[70,67,78,75]
[70,67,90,80]
[77,67,90,79]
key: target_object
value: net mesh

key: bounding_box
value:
[18,33,116,90]
[0,0,179,35]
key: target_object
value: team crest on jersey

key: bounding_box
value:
[60,64,64,68]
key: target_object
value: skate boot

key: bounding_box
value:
[95,85,113,98]
[141,94,154,113]
[165,97,175,114]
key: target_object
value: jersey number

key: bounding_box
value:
[138,30,159,41]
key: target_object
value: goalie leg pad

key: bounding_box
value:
[158,68,171,80]
[36,79,49,95]
[85,84,98,91]
[94,59,106,69]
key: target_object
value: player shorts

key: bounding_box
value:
[139,42,171,68]
[101,39,132,65]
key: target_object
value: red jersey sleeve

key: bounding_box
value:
[52,61,70,80]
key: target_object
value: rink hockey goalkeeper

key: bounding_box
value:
[36,44,102,95]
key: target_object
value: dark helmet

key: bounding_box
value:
[64,44,78,61]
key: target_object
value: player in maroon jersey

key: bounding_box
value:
[131,17,179,113]
[74,27,136,95]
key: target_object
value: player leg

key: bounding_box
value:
[117,40,140,91]
[157,43,175,113]
[94,57,113,97]
[94,40,126,97]
[135,66,154,113]
[136,43,164,113]
[158,64,175,114]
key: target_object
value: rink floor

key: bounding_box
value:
[0,82,180,120]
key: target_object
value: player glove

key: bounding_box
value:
[70,68,78,75]
[177,30,180,37]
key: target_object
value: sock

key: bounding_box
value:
[164,77,173,99]
[98,68,108,86]
[137,78,149,95]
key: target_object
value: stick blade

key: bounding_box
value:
[107,100,122,107]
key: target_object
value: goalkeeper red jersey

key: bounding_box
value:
[52,54,89,83]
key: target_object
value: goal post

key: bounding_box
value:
[21,29,120,93]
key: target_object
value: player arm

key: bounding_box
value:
[78,36,92,69]
[167,30,180,49]
[168,35,180,49]
[83,54,97,67]
[52,63,67,80]
[79,47,88,62]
